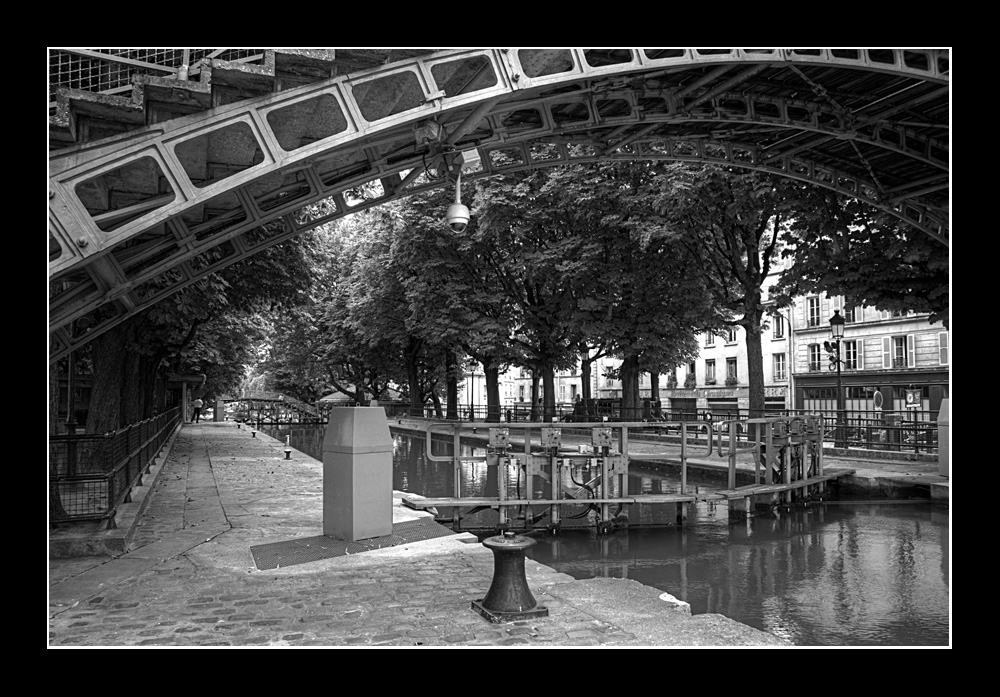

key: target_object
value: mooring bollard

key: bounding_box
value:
[472,530,549,623]
[284,435,292,460]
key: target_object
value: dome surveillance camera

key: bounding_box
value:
[446,202,470,233]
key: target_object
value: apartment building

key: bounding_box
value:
[458,292,949,418]
[792,294,949,414]
[593,292,949,418]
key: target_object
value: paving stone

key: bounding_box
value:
[48,424,793,648]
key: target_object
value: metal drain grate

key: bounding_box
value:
[250,519,456,570]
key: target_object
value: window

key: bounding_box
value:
[726,357,737,379]
[705,332,715,347]
[939,333,948,365]
[882,335,915,368]
[807,296,821,327]
[809,344,823,371]
[772,315,785,339]
[705,359,716,384]
[726,327,738,344]
[773,353,786,381]
[844,306,858,323]
[688,361,696,375]
[570,384,577,401]
[519,385,525,402]
[881,309,907,320]
[843,339,860,370]
[559,385,566,402]
[605,376,614,387]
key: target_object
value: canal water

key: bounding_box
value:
[269,425,950,647]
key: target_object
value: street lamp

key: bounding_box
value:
[824,310,846,448]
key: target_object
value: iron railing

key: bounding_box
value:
[228,396,940,456]
[400,402,941,455]
[49,407,181,526]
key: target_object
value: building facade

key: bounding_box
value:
[791,294,949,416]
[458,292,950,420]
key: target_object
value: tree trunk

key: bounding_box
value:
[542,365,555,422]
[87,322,130,433]
[484,362,501,422]
[406,337,422,417]
[530,372,540,422]
[445,349,459,420]
[49,361,67,519]
[620,355,640,421]
[650,371,661,417]
[744,308,766,442]
[138,353,161,419]
[121,335,143,425]
[579,345,595,419]
[432,392,443,418]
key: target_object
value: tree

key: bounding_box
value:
[75,221,319,434]
[771,194,949,328]
[648,164,797,424]
[393,187,524,422]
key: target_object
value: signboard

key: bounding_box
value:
[905,389,921,410]
[873,390,883,411]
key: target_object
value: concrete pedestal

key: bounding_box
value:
[323,407,393,542]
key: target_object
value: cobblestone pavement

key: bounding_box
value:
[49,423,789,647]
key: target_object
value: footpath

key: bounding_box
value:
[49,419,948,648]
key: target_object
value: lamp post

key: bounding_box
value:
[824,310,846,448]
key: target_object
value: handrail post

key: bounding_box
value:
[453,422,461,500]
[680,422,688,494]
[727,422,737,490]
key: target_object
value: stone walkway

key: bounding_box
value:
[49,422,790,647]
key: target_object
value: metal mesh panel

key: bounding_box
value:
[50,408,180,523]
[53,477,109,518]
[49,49,267,102]
[49,435,114,477]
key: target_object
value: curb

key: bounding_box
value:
[49,422,182,558]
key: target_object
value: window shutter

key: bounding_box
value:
[907,334,916,367]
[832,295,842,312]
[882,337,891,368]
[857,338,864,370]
[939,333,949,365]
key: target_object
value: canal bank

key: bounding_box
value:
[49,422,791,646]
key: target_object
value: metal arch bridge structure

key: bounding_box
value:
[49,48,950,365]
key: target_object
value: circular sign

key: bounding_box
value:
[873,391,884,409]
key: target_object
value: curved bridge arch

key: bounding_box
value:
[49,48,950,364]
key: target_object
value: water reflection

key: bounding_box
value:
[270,426,950,647]
[526,505,949,646]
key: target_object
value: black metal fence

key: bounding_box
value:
[49,407,181,526]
